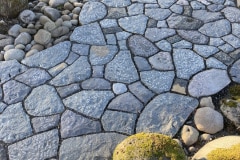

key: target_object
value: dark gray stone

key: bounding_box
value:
[0,60,27,84]
[145,8,171,20]
[149,52,174,70]
[167,35,182,43]
[79,2,107,25]
[3,80,31,104]
[70,23,106,45]
[209,37,225,46]
[32,115,60,133]
[147,19,158,28]
[71,43,90,56]
[57,83,80,98]
[214,51,235,65]
[230,59,240,83]
[222,34,240,48]
[50,56,91,86]
[44,7,61,21]
[102,26,123,34]
[140,70,175,94]
[102,0,131,7]
[199,19,231,37]
[90,45,118,65]
[24,85,64,116]
[0,102,6,113]
[107,8,127,19]
[15,68,51,87]
[145,28,176,42]
[194,45,219,58]
[173,49,205,80]
[59,133,127,160]
[22,41,71,69]
[134,56,151,71]
[167,14,203,30]
[229,48,240,59]
[8,129,59,160]
[178,30,209,44]
[63,91,114,119]
[92,65,104,78]
[105,51,139,83]
[108,92,143,113]
[102,110,137,134]
[192,10,224,23]
[128,35,159,57]
[222,7,240,22]
[0,103,32,143]
[81,78,111,90]
[0,143,7,160]
[218,43,235,53]
[137,93,199,137]
[61,110,101,138]
[183,5,192,16]
[171,78,188,94]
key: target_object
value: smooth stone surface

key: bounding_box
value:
[57,83,80,98]
[230,59,240,83]
[194,45,219,58]
[181,125,199,146]
[112,83,127,94]
[4,49,25,61]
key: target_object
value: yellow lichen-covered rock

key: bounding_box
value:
[207,143,240,160]
[113,132,186,160]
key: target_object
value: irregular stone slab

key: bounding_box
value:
[178,30,209,44]
[90,45,118,65]
[81,78,111,90]
[145,28,176,42]
[209,38,225,47]
[102,0,131,7]
[137,93,199,137]
[8,129,59,160]
[167,14,203,30]
[70,22,106,45]
[61,110,101,138]
[222,7,240,22]
[230,59,240,83]
[140,70,175,94]
[199,19,231,37]
[22,41,71,69]
[149,52,174,70]
[188,69,231,97]
[127,3,144,15]
[222,34,240,48]
[134,56,151,71]
[59,133,127,160]
[32,115,60,133]
[192,10,224,23]
[206,57,227,69]
[15,68,51,87]
[3,80,31,104]
[0,60,27,84]
[108,92,143,113]
[0,103,32,143]
[232,23,240,38]
[173,49,205,80]
[79,2,107,25]
[56,83,81,98]
[194,45,219,58]
[71,43,90,56]
[171,78,188,94]
[145,8,171,21]
[24,85,64,116]
[158,0,177,8]
[128,35,159,57]
[105,51,139,83]
[107,8,127,19]
[50,56,91,86]
[118,14,148,34]
[63,91,114,119]
[214,51,235,66]
[0,102,7,113]
[155,40,172,52]
[173,40,192,49]
[102,110,137,134]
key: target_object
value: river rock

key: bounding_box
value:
[181,125,199,146]
[34,29,52,45]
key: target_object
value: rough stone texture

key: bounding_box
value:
[155,40,172,52]
[22,41,71,69]
[34,29,51,45]
[173,49,205,80]
[24,85,64,116]
[222,34,240,48]
[70,22,106,45]
[102,110,137,134]
[230,59,240,83]
[71,43,89,55]
[0,103,32,143]
[149,52,174,70]
[3,80,31,104]
[145,28,176,42]
[79,2,107,25]
[108,92,143,113]
[188,69,231,97]
[158,0,177,8]
[134,56,151,71]
[192,10,224,23]
[222,7,240,22]
[181,125,199,146]
[194,45,219,58]
[102,0,131,7]
[15,68,51,87]
[118,15,148,34]
[63,91,114,119]
[81,78,111,90]
[128,35,159,57]
[0,102,7,113]
[178,30,209,44]
[140,70,175,94]
[194,107,224,134]
[61,110,101,138]
[57,83,80,98]
[50,56,91,86]
[105,51,139,83]
[59,133,127,160]
[106,8,127,19]
[32,115,60,133]
[221,102,240,128]
[137,93,199,137]
[214,51,235,66]
[145,8,171,21]
[173,40,192,49]
[171,78,188,94]
[8,129,59,160]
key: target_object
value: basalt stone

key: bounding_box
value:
[145,28,176,42]
[230,59,240,83]
[145,8,171,21]
[137,93,199,137]
[63,91,114,119]
[178,30,209,44]
[128,35,159,57]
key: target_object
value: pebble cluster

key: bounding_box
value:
[0,0,240,159]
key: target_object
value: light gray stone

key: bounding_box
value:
[57,83,80,98]
[145,8,171,21]
[194,45,219,58]
[0,103,32,143]
[61,110,101,138]
[8,129,59,160]
[206,57,227,69]
[14,32,32,45]
[112,83,127,94]
[181,125,199,146]
[49,0,67,7]
[222,7,240,22]
[158,0,177,8]
[170,4,183,14]
[188,69,231,97]
[8,24,22,37]
[4,49,25,61]
[230,59,240,83]
[65,52,79,64]
[72,43,89,56]
[127,3,144,15]
[32,115,60,133]
[34,29,51,45]
[44,7,61,21]
[155,40,172,52]
[92,65,104,78]
[232,23,240,38]
[59,133,127,160]
[209,37,225,46]
[105,51,139,83]
[222,34,240,48]
[63,91,114,119]
[134,56,151,71]
[19,10,35,24]
[0,102,6,113]
[137,93,199,137]
[81,78,111,90]
[102,0,131,7]
[145,28,176,42]
[132,0,157,3]
[100,19,118,28]
[191,1,206,9]
[149,52,174,70]
[178,30,209,44]
[24,85,64,116]
[106,34,117,44]
[192,10,224,23]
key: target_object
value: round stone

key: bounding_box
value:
[34,29,51,45]
[113,83,127,95]
[4,49,25,61]
[181,125,199,146]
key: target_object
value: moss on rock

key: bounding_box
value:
[113,132,186,160]
[229,84,240,100]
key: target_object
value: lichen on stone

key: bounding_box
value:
[113,132,186,160]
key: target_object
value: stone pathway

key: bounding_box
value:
[0,0,240,159]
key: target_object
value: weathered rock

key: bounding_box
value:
[181,125,199,146]
[192,10,224,23]
[158,0,177,8]
[200,97,215,108]
[34,29,51,45]
[112,83,127,94]
[19,10,36,24]
[222,7,240,22]
[51,26,69,38]
[49,0,67,7]
[133,56,151,71]
[149,52,174,70]
[145,28,176,42]
[32,115,60,133]
[230,59,240,83]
